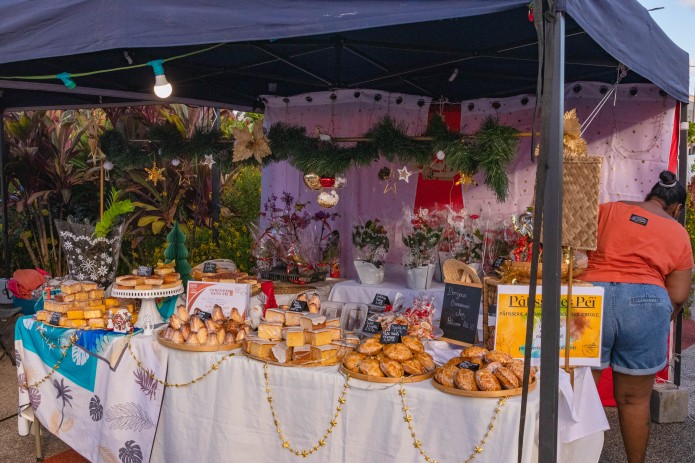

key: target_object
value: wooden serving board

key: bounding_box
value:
[157,330,241,352]
[431,375,537,398]
[339,365,434,383]
[245,352,340,368]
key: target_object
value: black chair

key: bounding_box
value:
[0,307,22,365]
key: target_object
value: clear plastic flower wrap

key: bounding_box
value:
[401,207,444,268]
[440,207,483,265]
[352,218,389,268]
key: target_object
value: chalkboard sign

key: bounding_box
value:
[457,360,480,371]
[195,310,212,321]
[362,318,382,334]
[203,262,217,273]
[439,281,482,346]
[289,299,308,312]
[49,312,61,326]
[380,324,408,343]
[137,265,153,276]
[372,293,391,306]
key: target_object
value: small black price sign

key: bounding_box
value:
[457,360,480,372]
[439,281,482,346]
[195,311,212,321]
[289,300,308,312]
[362,318,382,334]
[371,293,391,306]
[203,262,217,273]
[48,312,61,326]
[380,324,408,344]
[137,265,153,276]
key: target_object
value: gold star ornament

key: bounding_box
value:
[145,161,165,186]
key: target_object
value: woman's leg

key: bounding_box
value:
[591,369,603,385]
[612,372,655,463]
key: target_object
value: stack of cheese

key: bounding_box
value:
[114,262,182,290]
[244,308,359,366]
[37,281,109,329]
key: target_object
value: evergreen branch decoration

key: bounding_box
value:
[363,117,430,164]
[473,117,519,201]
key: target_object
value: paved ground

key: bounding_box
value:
[0,314,693,462]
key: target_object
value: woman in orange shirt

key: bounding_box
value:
[582,171,692,463]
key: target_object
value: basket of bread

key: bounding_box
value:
[339,334,437,383]
[432,346,537,397]
[158,304,248,351]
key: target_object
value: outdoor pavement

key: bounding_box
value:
[0,313,692,462]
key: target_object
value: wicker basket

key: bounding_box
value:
[482,277,500,349]
[561,156,603,250]
[259,267,327,284]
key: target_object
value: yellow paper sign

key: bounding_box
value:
[494,285,604,367]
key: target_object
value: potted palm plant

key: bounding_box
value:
[352,219,389,285]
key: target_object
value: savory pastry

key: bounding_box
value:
[343,352,366,372]
[212,305,225,322]
[175,305,190,322]
[401,358,425,376]
[494,366,521,389]
[309,293,321,310]
[296,293,308,302]
[401,335,425,354]
[475,370,502,391]
[206,333,219,346]
[168,315,182,330]
[235,329,247,343]
[454,368,478,391]
[216,328,226,345]
[189,316,205,333]
[308,302,319,314]
[357,337,384,356]
[461,346,488,359]
[414,352,437,373]
[205,319,222,333]
[171,330,185,343]
[185,333,199,345]
[230,307,244,324]
[163,327,175,340]
[383,343,413,362]
[196,326,209,344]
[380,358,404,378]
[358,357,385,377]
[507,361,536,382]
[483,361,503,373]
[434,365,458,388]
[224,332,236,345]
[446,356,464,367]
[180,324,191,341]
[484,350,513,364]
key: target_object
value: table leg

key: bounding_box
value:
[34,418,42,461]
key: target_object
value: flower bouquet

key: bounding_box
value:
[352,219,390,284]
[402,208,444,289]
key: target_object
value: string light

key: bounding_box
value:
[148,59,173,98]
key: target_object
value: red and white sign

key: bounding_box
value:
[186,281,249,318]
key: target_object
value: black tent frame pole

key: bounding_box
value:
[211,108,221,246]
[675,102,688,386]
[0,108,9,279]
[538,2,565,462]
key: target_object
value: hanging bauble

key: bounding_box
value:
[317,190,339,208]
[334,176,347,189]
[171,158,181,167]
[303,173,322,190]
[435,150,446,161]
[103,160,114,171]
[319,176,336,188]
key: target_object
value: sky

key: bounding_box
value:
[637,0,695,92]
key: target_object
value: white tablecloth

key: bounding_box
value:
[329,265,445,319]
[151,349,606,463]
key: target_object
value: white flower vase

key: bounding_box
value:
[406,263,436,290]
[55,220,124,286]
[353,261,385,285]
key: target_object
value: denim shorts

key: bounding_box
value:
[592,282,672,376]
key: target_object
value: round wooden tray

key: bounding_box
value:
[431,375,537,398]
[156,330,241,352]
[245,351,340,368]
[339,365,434,383]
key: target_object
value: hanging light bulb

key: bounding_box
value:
[171,158,181,167]
[56,72,76,89]
[103,160,114,171]
[147,59,173,98]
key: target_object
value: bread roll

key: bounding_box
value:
[401,335,425,353]
[434,365,458,388]
[484,350,513,364]
[359,357,384,377]
[461,346,488,359]
[357,337,384,356]
[475,370,502,391]
[454,368,478,391]
[380,358,404,378]
[383,343,413,362]
[401,358,425,376]
[414,352,436,373]
[342,352,366,372]
[494,366,521,389]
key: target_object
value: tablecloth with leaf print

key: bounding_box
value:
[16,316,168,463]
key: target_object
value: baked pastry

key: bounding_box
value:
[216,328,226,345]
[293,345,311,364]
[163,327,175,340]
[230,308,244,324]
[296,293,308,302]
[180,324,191,341]
[484,350,513,364]
[446,356,464,367]
[308,302,319,314]
[357,337,384,356]
[401,358,425,376]
[359,357,385,377]
[343,352,366,372]
[168,315,182,330]
[483,361,503,373]
[205,319,222,333]
[311,345,338,366]
[224,332,236,345]
[196,326,209,344]
[475,370,502,391]
[212,305,225,322]
[186,333,199,345]
[189,316,205,332]
[401,336,425,354]
[414,352,436,373]
[383,343,413,362]
[380,358,404,378]
[454,368,478,391]
[171,330,185,343]
[331,341,355,360]
[461,346,488,359]
[507,361,536,382]
[206,333,219,346]
[309,293,321,310]
[434,365,458,388]
[494,366,520,389]
[174,305,189,323]
[235,329,247,343]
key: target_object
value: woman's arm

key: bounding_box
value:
[665,269,692,321]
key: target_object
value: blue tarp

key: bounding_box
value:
[0,0,688,106]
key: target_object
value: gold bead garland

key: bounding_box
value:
[125,335,237,388]
[22,333,78,389]
[263,363,350,458]
[397,383,508,463]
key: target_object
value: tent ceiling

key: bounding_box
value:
[0,1,688,111]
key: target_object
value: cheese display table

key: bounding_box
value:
[329,265,445,318]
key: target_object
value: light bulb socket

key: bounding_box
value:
[147,59,166,76]
[56,72,76,89]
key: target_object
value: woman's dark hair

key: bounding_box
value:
[645,170,686,206]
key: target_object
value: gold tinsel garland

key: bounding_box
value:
[264,363,350,458]
[397,383,508,463]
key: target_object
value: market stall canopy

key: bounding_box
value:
[0,0,688,111]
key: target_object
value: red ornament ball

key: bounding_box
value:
[319,176,336,188]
